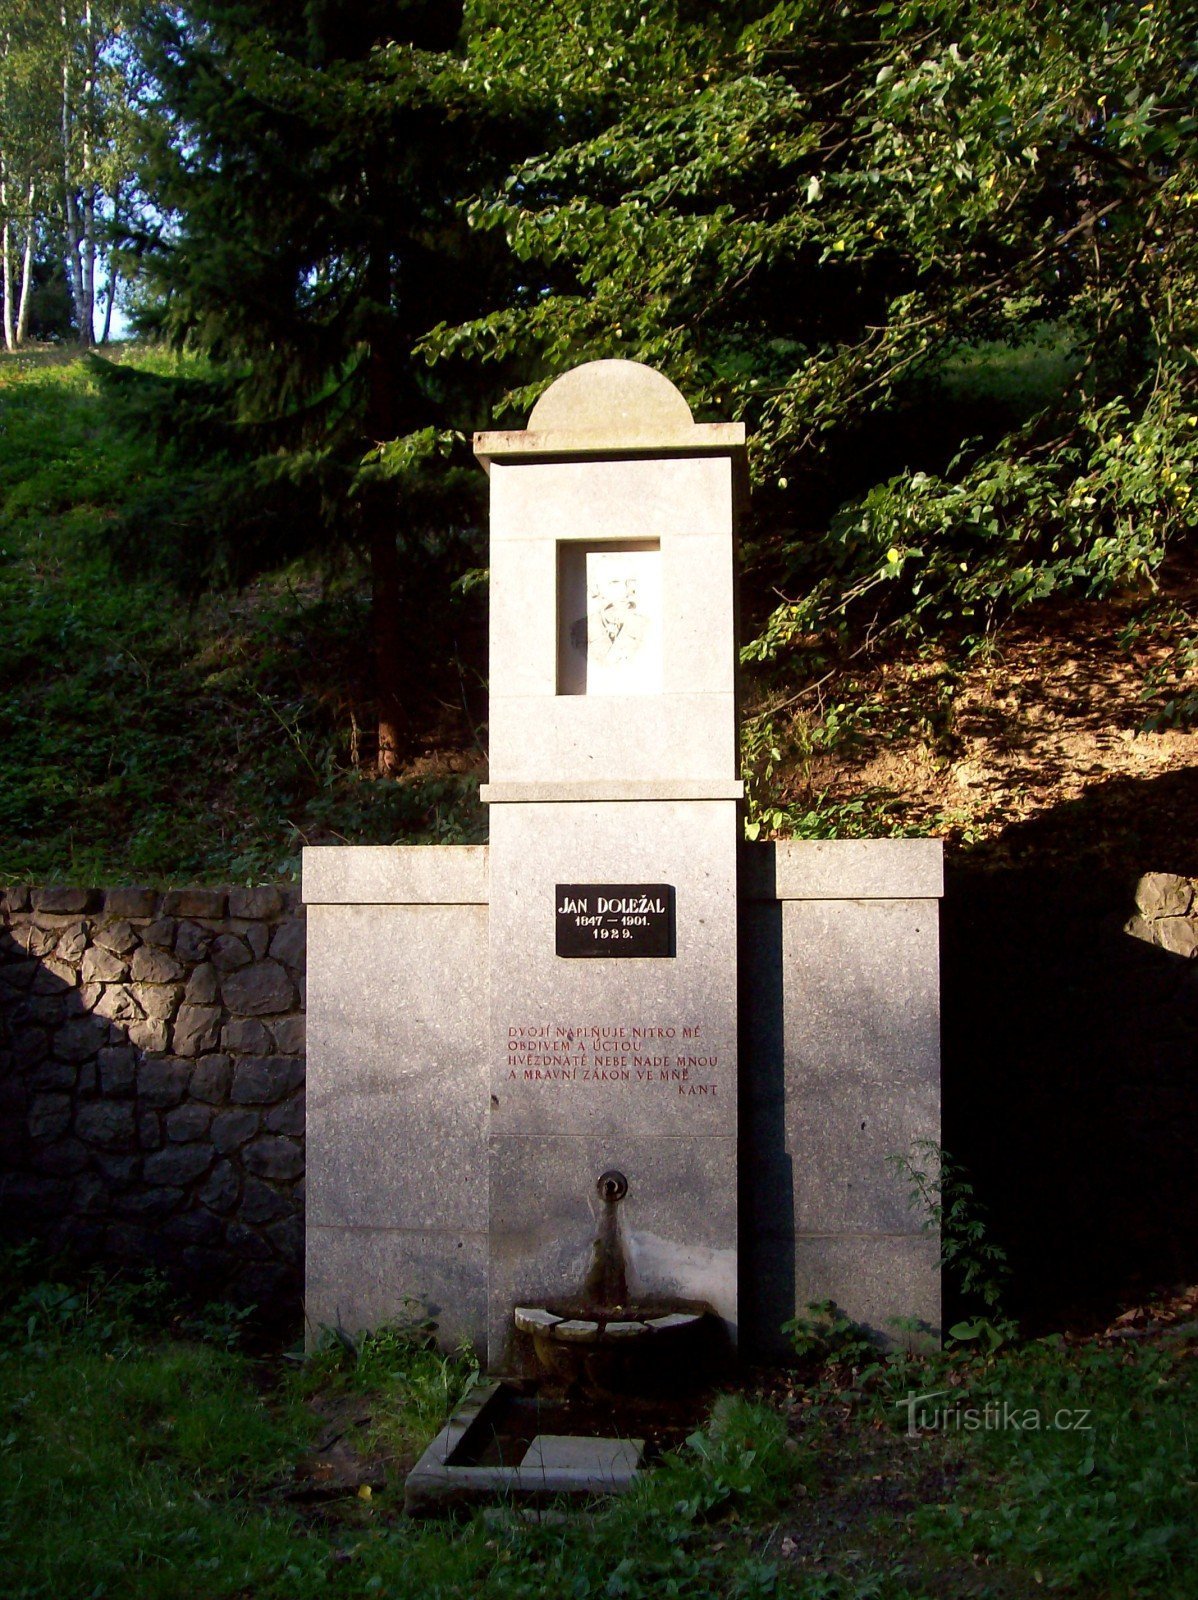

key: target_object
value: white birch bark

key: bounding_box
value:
[2,203,15,351]
[0,26,11,348]
[98,176,117,343]
[16,177,35,343]
[60,3,87,342]
[77,0,95,343]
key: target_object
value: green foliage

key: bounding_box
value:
[302,1313,482,1464]
[431,0,1198,685]
[0,1327,316,1597]
[1,1242,1195,1600]
[0,1242,257,1358]
[673,1393,807,1519]
[910,1336,1198,1595]
[3,1273,168,1356]
[0,0,143,347]
[1141,628,1198,730]
[0,350,486,884]
[471,1396,808,1600]
[0,1248,811,1600]
[782,1300,879,1368]
[741,695,908,841]
[893,1140,1015,1344]
[179,1299,260,1352]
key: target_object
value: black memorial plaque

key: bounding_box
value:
[555,884,675,959]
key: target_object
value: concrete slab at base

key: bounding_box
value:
[523,1435,644,1474]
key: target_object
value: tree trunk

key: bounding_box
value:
[370,513,404,775]
[366,319,405,775]
[1,179,14,352]
[63,187,87,341]
[60,7,90,346]
[99,178,118,343]
[78,0,95,345]
[0,35,10,350]
[99,266,115,343]
[79,184,95,343]
[16,181,35,345]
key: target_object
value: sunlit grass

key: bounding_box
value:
[0,348,485,885]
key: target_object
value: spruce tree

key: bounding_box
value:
[126,0,519,771]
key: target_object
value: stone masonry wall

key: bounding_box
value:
[1124,871,1198,957]
[0,885,305,1311]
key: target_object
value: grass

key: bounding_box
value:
[909,1337,1198,1591]
[0,346,485,886]
[1,1247,1195,1599]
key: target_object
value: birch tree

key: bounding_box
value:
[59,0,123,344]
[0,0,57,348]
[0,0,136,346]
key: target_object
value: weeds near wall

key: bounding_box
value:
[781,1300,880,1368]
[891,1139,1016,1349]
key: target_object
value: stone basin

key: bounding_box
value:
[513,1301,719,1395]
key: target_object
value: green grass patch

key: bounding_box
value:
[908,1336,1198,1595]
[0,348,485,885]
[2,1244,1195,1599]
[932,324,1083,417]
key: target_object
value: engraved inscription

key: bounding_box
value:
[504,1022,719,1099]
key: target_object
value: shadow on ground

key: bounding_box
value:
[942,765,1198,1331]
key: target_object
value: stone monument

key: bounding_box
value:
[303,360,942,1367]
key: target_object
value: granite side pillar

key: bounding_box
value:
[740,839,943,1351]
[302,846,489,1351]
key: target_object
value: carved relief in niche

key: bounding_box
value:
[558,541,661,695]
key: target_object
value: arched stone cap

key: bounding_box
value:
[528,359,693,436]
[474,358,745,470]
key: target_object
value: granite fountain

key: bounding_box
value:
[302,360,946,1513]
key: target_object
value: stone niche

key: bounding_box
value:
[303,361,942,1364]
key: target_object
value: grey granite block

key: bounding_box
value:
[741,839,944,901]
[488,801,738,1141]
[302,846,488,906]
[305,1224,488,1352]
[305,903,487,1232]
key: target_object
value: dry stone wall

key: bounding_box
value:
[0,885,305,1311]
[1125,872,1198,958]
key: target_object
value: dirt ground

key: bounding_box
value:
[791,572,1197,868]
